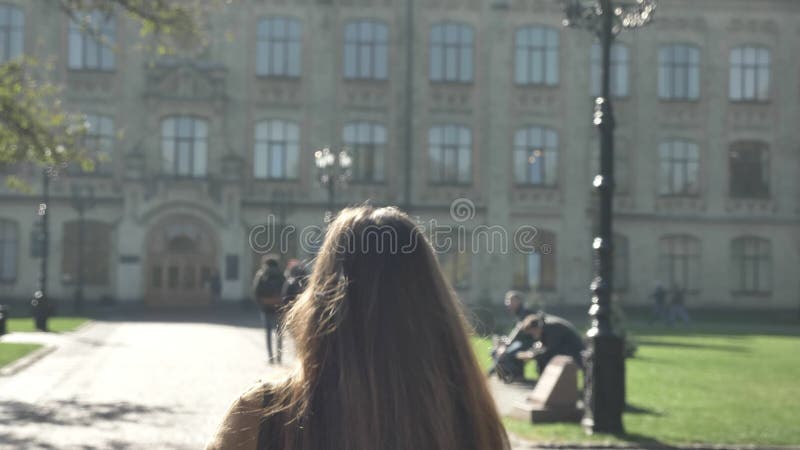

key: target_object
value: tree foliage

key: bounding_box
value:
[0,0,225,178]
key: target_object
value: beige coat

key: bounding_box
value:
[206,370,291,450]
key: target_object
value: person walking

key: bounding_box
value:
[281,259,309,312]
[669,285,691,326]
[252,256,286,364]
[649,281,668,324]
[208,206,509,450]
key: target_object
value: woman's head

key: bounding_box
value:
[270,206,508,450]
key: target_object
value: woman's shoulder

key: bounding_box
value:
[205,375,291,450]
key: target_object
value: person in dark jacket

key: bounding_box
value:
[282,259,309,310]
[517,313,585,375]
[488,291,537,382]
[252,255,286,364]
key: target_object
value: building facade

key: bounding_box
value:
[0,0,798,310]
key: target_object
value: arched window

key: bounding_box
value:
[0,219,18,282]
[429,21,474,82]
[513,230,556,291]
[731,237,771,294]
[254,120,299,180]
[161,117,208,177]
[729,46,770,101]
[729,141,769,198]
[514,126,558,186]
[428,125,471,184]
[658,44,700,100]
[658,139,699,196]
[256,17,302,77]
[658,235,700,292]
[0,4,23,62]
[590,42,629,97]
[515,26,559,86]
[344,20,388,80]
[343,122,386,182]
[61,220,112,286]
[68,9,116,71]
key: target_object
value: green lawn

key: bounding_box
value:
[6,316,89,333]
[474,322,800,446]
[0,342,43,368]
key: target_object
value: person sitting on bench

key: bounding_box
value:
[516,313,585,375]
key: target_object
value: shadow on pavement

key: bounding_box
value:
[0,398,179,427]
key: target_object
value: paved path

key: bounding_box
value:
[0,310,280,450]
[0,309,538,450]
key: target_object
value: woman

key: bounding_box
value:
[207,206,509,450]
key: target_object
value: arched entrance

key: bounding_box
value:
[145,214,218,306]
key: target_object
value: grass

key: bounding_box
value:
[6,316,89,333]
[474,320,800,447]
[0,342,43,368]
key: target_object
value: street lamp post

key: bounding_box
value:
[32,168,51,331]
[314,147,352,216]
[558,0,656,435]
[70,184,96,313]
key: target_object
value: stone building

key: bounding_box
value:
[0,0,798,311]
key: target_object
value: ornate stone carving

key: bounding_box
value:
[343,83,390,109]
[255,80,302,106]
[654,196,707,213]
[655,16,707,32]
[512,88,561,114]
[144,58,227,103]
[724,198,777,214]
[726,104,773,131]
[429,85,474,113]
[658,103,705,127]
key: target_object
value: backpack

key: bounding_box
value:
[255,268,285,307]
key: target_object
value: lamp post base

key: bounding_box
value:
[582,332,625,435]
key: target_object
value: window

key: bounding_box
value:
[72,114,114,175]
[590,42,629,97]
[68,9,116,71]
[513,230,556,291]
[439,245,471,289]
[658,44,700,100]
[161,117,208,177]
[658,235,700,292]
[428,125,471,184]
[254,120,299,180]
[0,4,23,62]
[659,140,699,196]
[344,20,388,80]
[729,141,769,198]
[0,219,18,282]
[731,237,771,294]
[515,26,559,86]
[256,17,302,77]
[343,122,386,182]
[61,220,111,286]
[430,22,473,83]
[514,126,558,186]
[729,46,770,101]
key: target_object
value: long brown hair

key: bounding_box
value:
[261,206,509,450]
